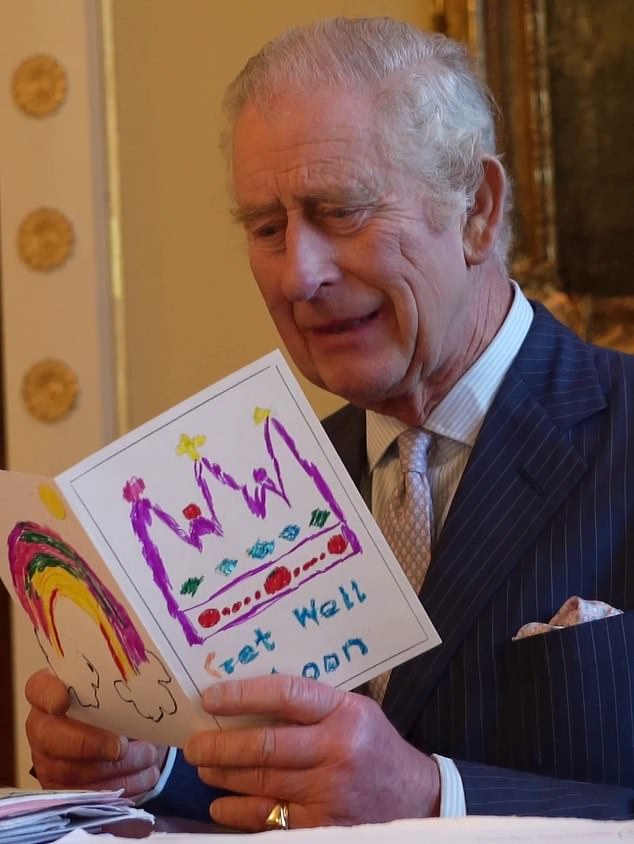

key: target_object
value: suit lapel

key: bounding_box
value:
[321,403,369,501]
[383,306,606,734]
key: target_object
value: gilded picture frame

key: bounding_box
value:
[435,0,634,354]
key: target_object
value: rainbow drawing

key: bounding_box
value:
[8,521,148,681]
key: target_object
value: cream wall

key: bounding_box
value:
[0,0,116,787]
[112,0,435,427]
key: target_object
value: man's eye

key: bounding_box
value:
[323,206,358,219]
[253,222,285,239]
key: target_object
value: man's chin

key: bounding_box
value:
[315,369,426,425]
[296,353,404,408]
[317,372,394,410]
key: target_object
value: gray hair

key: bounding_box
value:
[223,17,512,268]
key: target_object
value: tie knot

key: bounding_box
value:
[397,428,433,475]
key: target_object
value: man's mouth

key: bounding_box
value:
[311,311,378,335]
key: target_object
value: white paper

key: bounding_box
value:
[54,816,634,843]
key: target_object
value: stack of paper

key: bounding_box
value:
[0,788,153,844]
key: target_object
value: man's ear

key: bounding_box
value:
[462,156,506,266]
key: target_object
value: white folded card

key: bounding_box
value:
[0,351,440,746]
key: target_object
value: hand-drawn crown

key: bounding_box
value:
[123,411,361,645]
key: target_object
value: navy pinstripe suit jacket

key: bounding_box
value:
[149,303,634,820]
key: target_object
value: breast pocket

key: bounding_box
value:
[502,610,634,787]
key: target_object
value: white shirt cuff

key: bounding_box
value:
[432,754,466,817]
[135,745,178,806]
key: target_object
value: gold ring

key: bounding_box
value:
[265,800,290,830]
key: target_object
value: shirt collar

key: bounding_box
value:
[366,281,533,471]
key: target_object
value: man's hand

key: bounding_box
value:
[25,669,167,798]
[184,674,440,831]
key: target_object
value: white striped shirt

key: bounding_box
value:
[367,282,533,534]
[366,281,533,816]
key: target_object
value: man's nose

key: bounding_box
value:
[281,219,338,301]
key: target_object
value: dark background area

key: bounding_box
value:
[546,0,634,297]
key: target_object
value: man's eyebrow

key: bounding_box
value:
[231,201,284,226]
[231,185,379,225]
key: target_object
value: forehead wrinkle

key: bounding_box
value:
[233,119,390,217]
[283,157,387,208]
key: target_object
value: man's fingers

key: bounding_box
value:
[210,795,305,833]
[30,740,162,795]
[201,675,344,724]
[196,763,296,800]
[25,670,70,716]
[112,765,162,799]
[184,723,322,769]
[39,764,161,798]
[26,709,123,763]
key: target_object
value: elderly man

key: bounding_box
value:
[25,17,634,831]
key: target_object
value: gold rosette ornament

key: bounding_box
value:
[22,360,79,423]
[17,208,74,271]
[11,54,68,117]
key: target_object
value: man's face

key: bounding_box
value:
[232,87,476,416]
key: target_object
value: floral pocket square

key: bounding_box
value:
[513,595,623,641]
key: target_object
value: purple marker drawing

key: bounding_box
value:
[124,413,362,643]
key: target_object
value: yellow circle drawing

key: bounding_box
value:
[11,54,68,117]
[17,208,74,271]
[38,484,67,520]
[22,359,79,423]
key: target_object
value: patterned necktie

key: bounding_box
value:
[368,427,434,703]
